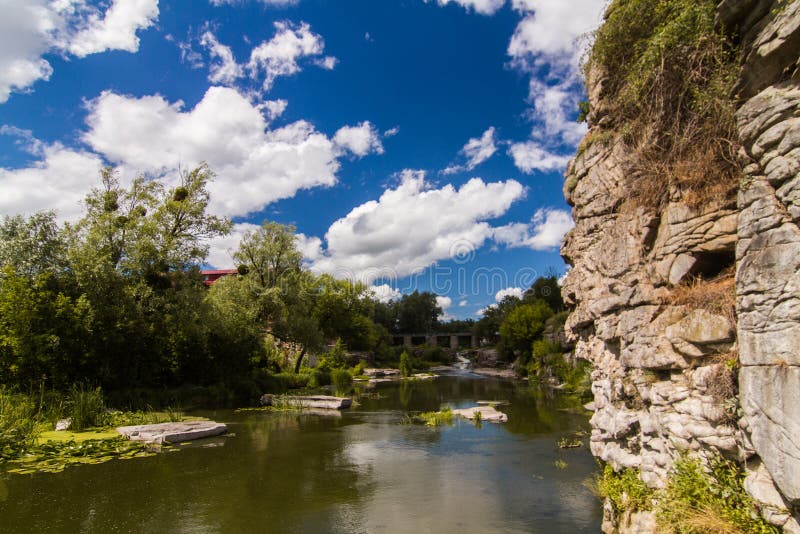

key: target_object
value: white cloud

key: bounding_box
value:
[83,86,345,218]
[462,127,498,170]
[295,232,324,262]
[495,286,523,302]
[0,1,57,103]
[436,296,453,309]
[506,0,605,166]
[508,141,571,173]
[66,0,159,58]
[459,299,467,307]
[0,0,158,103]
[369,284,401,303]
[247,21,333,91]
[508,0,605,67]
[333,121,384,157]
[384,126,399,137]
[313,55,338,70]
[444,127,498,174]
[307,170,526,283]
[526,79,588,145]
[494,208,574,250]
[431,0,506,16]
[0,139,104,222]
[200,31,244,85]
[475,305,494,317]
[262,98,288,120]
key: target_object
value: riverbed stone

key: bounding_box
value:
[116,421,228,444]
[451,405,508,423]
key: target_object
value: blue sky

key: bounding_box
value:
[0,0,606,319]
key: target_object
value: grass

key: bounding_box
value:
[668,273,736,326]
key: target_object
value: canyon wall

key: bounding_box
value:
[562,1,800,531]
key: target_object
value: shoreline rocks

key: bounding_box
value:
[116,421,227,444]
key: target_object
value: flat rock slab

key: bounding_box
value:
[452,406,508,423]
[471,368,519,379]
[261,395,352,410]
[363,368,401,378]
[117,421,227,444]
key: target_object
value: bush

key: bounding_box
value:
[67,385,107,430]
[585,0,740,210]
[331,368,353,395]
[595,463,654,513]
[399,351,413,378]
[657,455,778,534]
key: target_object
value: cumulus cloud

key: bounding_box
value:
[508,0,605,68]
[508,141,571,173]
[66,0,159,57]
[494,208,574,250]
[307,170,526,283]
[459,299,467,307]
[82,86,355,218]
[333,121,384,157]
[443,127,498,175]
[436,295,453,309]
[247,20,333,91]
[0,0,158,103]
[430,0,506,16]
[0,136,104,221]
[495,286,523,302]
[200,31,244,85]
[506,0,605,170]
[369,284,401,303]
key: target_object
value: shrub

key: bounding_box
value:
[585,0,741,210]
[67,385,108,430]
[331,368,353,396]
[595,463,654,513]
[657,455,778,534]
[399,351,413,378]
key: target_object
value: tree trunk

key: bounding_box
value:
[293,347,307,374]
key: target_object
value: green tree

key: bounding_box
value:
[396,291,441,334]
[498,301,554,357]
[233,221,302,289]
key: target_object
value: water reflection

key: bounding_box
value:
[0,374,601,533]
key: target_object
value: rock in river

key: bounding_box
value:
[117,421,228,444]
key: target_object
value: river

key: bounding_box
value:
[0,370,602,533]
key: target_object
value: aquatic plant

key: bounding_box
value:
[0,387,40,460]
[399,351,413,378]
[67,385,108,430]
[416,407,454,427]
[331,368,353,396]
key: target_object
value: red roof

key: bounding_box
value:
[201,269,238,275]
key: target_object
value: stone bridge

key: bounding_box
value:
[391,332,477,349]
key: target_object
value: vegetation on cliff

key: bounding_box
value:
[583,0,741,209]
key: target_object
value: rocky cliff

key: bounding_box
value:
[562,1,800,531]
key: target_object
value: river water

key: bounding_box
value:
[0,371,602,533]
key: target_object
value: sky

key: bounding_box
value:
[0,0,607,319]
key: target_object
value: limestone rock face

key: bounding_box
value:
[564,1,800,530]
[737,81,800,505]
